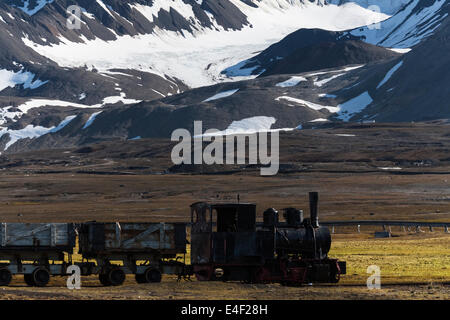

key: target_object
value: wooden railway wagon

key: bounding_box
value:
[77,222,188,286]
[0,223,76,286]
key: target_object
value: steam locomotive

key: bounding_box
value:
[190,192,346,285]
[0,192,345,286]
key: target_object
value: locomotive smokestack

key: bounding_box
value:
[309,192,319,228]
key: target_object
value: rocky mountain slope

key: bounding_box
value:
[0,0,448,153]
[260,40,400,76]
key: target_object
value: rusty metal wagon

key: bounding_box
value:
[0,223,76,286]
[77,222,188,286]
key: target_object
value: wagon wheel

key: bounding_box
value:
[144,268,162,283]
[135,274,146,284]
[0,268,12,286]
[32,268,50,287]
[108,268,126,286]
[99,273,111,286]
[24,274,35,286]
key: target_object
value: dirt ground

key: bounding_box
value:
[0,276,448,300]
[0,124,449,300]
[0,172,449,223]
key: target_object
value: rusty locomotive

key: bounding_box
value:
[190,192,346,285]
[0,192,345,287]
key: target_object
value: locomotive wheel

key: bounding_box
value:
[24,274,35,286]
[0,268,12,286]
[242,268,257,284]
[32,268,50,287]
[108,268,125,286]
[255,267,271,284]
[144,268,162,283]
[329,270,340,283]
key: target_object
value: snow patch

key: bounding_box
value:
[314,73,346,87]
[203,89,239,102]
[376,61,403,89]
[337,91,373,121]
[0,69,48,91]
[82,111,103,129]
[16,0,54,16]
[388,48,411,53]
[276,76,307,87]
[276,96,340,113]
[0,115,76,150]
[309,118,330,122]
[50,115,77,133]
[200,116,296,137]
[319,93,337,98]
[335,134,356,137]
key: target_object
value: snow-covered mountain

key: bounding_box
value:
[348,15,450,122]
[7,0,389,87]
[350,0,448,48]
[0,0,448,152]
[225,0,448,76]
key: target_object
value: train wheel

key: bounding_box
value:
[194,266,214,281]
[135,274,146,284]
[329,261,340,283]
[144,268,162,283]
[0,268,12,286]
[99,273,111,286]
[32,268,50,287]
[329,270,340,283]
[255,267,271,284]
[108,268,125,286]
[24,274,35,286]
[243,268,257,284]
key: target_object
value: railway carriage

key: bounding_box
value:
[0,223,76,286]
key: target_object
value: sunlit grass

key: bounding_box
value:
[330,234,450,284]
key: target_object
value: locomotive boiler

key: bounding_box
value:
[190,192,346,285]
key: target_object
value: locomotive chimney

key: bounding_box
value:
[309,192,319,228]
